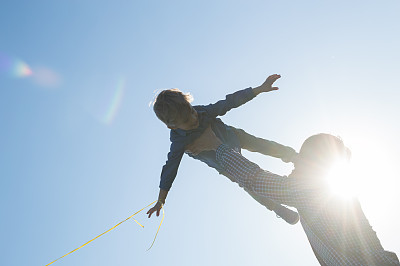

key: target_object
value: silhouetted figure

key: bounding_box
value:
[147,74,298,225]
[187,128,399,265]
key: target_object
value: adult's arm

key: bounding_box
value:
[231,127,298,163]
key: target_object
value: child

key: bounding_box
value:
[147,74,299,224]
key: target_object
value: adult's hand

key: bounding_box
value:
[185,126,222,155]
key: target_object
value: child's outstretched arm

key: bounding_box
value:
[201,74,281,117]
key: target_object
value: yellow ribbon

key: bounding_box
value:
[46,200,163,266]
[147,203,165,251]
[133,219,144,228]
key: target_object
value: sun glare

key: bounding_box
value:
[326,160,358,199]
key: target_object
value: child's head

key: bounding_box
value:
[153,89,198,130]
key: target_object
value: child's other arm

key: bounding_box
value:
[202,74,281,117]
[159,145,184,191]
[147,140,184,218]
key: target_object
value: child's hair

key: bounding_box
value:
[153,89,194,126]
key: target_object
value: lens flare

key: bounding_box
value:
[32,66,61,87]
[103,78,126,124]
[0,53,32,78]
[13,60,33,77]
[0,53,12,73]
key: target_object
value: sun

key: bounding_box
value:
[324,128,398,219]
[325,160,359,199]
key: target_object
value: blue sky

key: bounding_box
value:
[1,1,399,265]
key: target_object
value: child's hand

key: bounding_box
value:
[253,74,281,95]
[147,201,163,218]
[261,74,281,92]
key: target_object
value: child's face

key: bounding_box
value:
[167,108,199,130]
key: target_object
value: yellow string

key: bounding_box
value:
[133,219,144,228]
[45,200,162,266]
[147,203,165,251]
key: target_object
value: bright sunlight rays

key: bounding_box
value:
[326,160,359,199]
[327,125,399,225]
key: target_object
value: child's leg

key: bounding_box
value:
[223,170,276,210]
[222,171,299,225]
[231,127,297,163]
[244,186,299,225]
[226,127,299,224]
[244,187,277,210]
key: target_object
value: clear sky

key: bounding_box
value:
[1,1,399,265]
